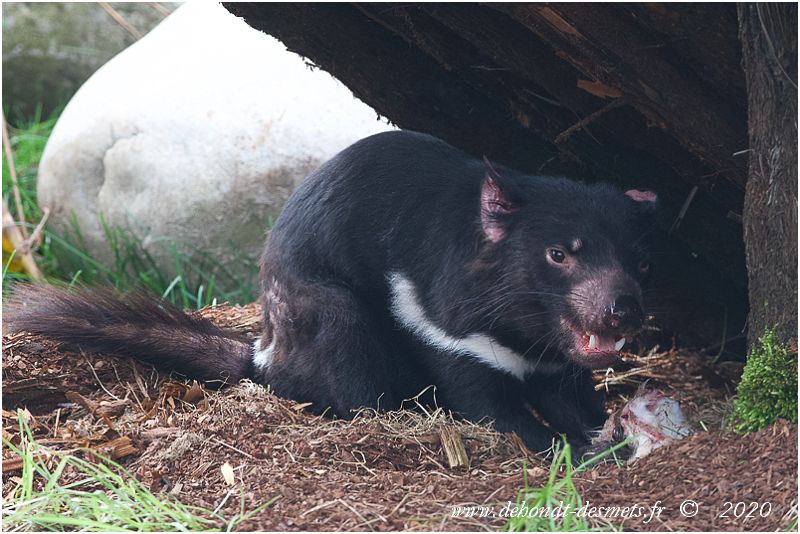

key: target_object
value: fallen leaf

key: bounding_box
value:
[221,462,235,486]
[577,79,623,99]
[183,382,204,404]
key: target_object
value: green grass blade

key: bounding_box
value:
[2,411,274,532]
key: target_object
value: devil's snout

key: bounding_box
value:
[603,295,643,332]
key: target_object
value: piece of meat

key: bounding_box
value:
[590,385,693,462]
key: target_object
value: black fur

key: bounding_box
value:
[256,131,655,451]
[6,131,657,453]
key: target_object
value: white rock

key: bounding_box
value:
[37,1,392,292]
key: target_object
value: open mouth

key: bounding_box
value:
[579,331,627,355]
[560,317,630,365]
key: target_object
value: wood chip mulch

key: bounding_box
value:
[2,302,797,531]
[576,420,797,531]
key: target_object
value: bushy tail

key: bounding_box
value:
[5,284,254,385]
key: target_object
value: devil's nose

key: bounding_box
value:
[604,295,643,331]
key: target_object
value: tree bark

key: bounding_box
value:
[738,3,798,346]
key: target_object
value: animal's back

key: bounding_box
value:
[262,130,484,289]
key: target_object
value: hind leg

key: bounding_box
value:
[253,279,398,418]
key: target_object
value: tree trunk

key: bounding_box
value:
[738,3,798,347]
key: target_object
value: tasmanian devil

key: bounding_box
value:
[7,130,658,453]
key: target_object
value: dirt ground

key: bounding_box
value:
[2,303,797,531]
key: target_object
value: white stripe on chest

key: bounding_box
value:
[388,272,559,380]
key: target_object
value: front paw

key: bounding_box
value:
[574,439,633,467]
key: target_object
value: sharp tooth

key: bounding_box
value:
[615,338,626,351]
[588,334,597,349]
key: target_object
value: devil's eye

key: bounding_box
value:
[548,249,566,264]
[612,426,624,441]
[638,260,651,275]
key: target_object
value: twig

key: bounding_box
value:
[2,453,47,473]
[2,109,50,278]
[669,185,699,234]
[147,1,172,18]
[594,364,665,391]
[2,200,43,280]
[125,383,145,413]
[300,499,337,518]
[99,2,143,40]
[15,207,50,255]
[130,363,151,401]
[554,97,629,145]
[726,210,743,223]
[439,425,469,468]
[387,492,414,518]
[27,206,50,247]
[211,437,257,460]
[2,113,27,238]
[212,489,236,516]
[337,499,370,527]
[53,408,61,438]
[83,353,120,400]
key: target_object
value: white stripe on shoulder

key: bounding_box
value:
[388,272,560,380]
[252,337,276,371]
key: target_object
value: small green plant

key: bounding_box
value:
[503,439,631,532]
[732,329,798,433]
[2,411,272,531]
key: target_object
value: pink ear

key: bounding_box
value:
[625,189,657,203]
[481,174,516,242]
